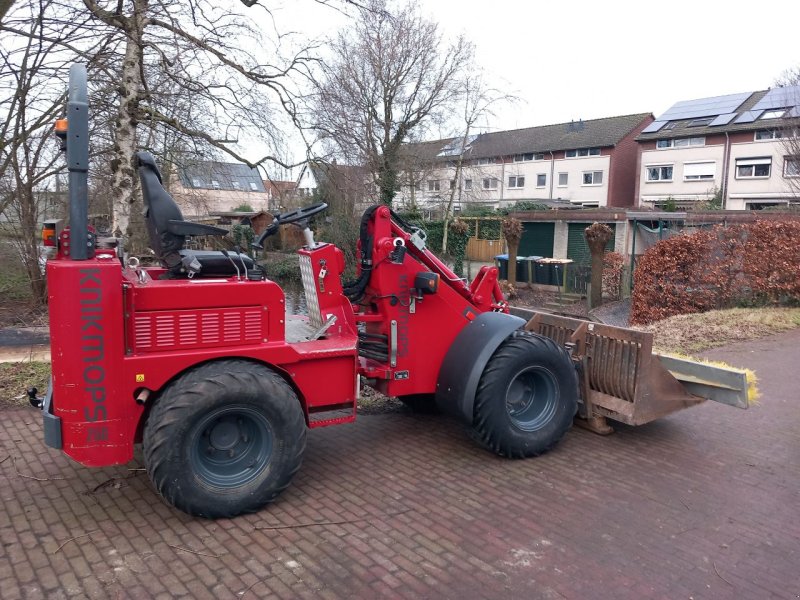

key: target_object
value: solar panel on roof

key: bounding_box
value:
[709,113,736,126]
[752,86,800,111]
[734,110,761,124]
[789,106,800,118]
[657,92,751,121]
[641,120,667,134]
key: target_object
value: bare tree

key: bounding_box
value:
[310,0,473,205]
[441,72,512,253]
[0,0,107,303]
[776,67,800,201]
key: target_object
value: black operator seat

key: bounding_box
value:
[135,151,256,278]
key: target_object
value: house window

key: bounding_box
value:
[249,182,258,191]
[688,117,713,127]
[482,177,498,190]
[557,172,568,187]
[450,179,456,190]
[508,175,525,188]
[478,157,497,165]
[663,122,678,130]
[192,177,202,187]
[735,157,771,178]
[683,162,715,180]
[513,153,534,162]
[582,171,603,185]
[785,157,800,177]
[755,129,783,140]
[536,174,546,187]
[656,137,705,149]
[565,148,601,158]
[232,181,241,190]
[427,180,440,192]
[211,180,220,190]
[413,181,422,191]
[464,179,473,191]
[760,109,786,120]
[646,165,673,182]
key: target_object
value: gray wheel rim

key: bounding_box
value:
[190,406,273,487]
[505,366,559,431]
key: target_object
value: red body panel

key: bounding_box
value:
[45,208,505,468]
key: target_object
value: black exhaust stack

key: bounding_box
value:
[66,64,91,260]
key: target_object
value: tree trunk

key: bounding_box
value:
[508,241,518,285]
[110,0,148,253]
[585,223,613,309]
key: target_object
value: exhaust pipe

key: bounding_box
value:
[66,63,91,260]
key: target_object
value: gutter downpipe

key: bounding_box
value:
[721,132,731,209]
[549,151,555,200]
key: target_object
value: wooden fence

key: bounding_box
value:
[466,238,505,262]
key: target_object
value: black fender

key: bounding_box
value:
[435,312,526,423]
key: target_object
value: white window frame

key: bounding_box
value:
[191,177,202,187]
[536,173,546,188]
[464,179,473,191]
[482,177,498,190]
[755,129,783,140]
[656,137,705,149]
[478,157,497,165]
[735,157,771,179]
[582,171,603,186]
[683,161,716,181]
[557,172,568,187]
[513,153,534,162]
[211,180,220,190]
[232,181,241,190]
[508,175,525,189]
[427,180,441,192]
[646,165,674,182]
[565,148,601,158]
[783,157,800,178]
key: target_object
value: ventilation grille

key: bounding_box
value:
[298,254,323,329]
[134,307,263,353]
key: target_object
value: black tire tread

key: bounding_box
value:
[472,331,577,458]
[143,359,306,518]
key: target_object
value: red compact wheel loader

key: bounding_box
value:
[35,65,752,518]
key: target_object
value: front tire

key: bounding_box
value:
[472,331,577,458]
[143,360,306,518]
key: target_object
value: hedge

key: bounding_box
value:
[630,220,800,324]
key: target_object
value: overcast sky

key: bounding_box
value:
[266,0,800,171]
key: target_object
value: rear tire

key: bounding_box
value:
[472,331,577,458]
[143,360,306,518]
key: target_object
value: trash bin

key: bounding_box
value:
[495,254,508,279]
[534,259,553,285]
[496,254,540,282]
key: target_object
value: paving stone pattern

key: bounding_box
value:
[0,331,799,599]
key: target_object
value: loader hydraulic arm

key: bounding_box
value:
[361,206,506,313]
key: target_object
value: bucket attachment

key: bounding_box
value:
[518,311,750,428]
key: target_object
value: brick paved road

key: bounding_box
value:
[1,330,799,599]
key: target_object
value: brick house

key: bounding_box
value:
[394,113,654,212]
[636,86,800,210]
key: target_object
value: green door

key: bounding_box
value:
[567,223,616,265]
[519,222,555,258]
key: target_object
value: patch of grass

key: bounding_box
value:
[0,361,50,408]
[639,307,800,355]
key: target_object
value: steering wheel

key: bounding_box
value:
[252,202,328,249]
[276,202,328,224]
